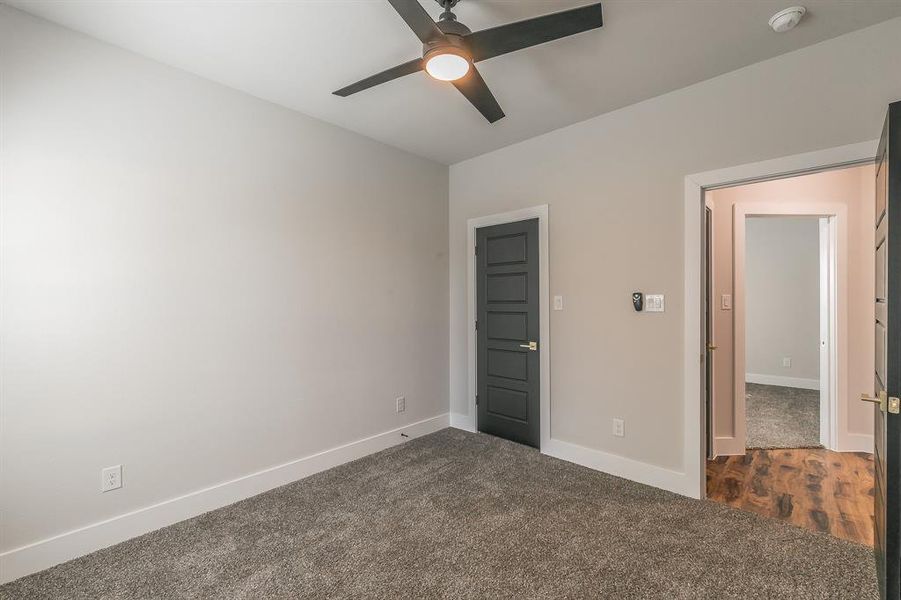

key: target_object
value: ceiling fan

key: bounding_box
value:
[333,0,604,123]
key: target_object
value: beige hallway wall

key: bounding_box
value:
[707,165,875,455]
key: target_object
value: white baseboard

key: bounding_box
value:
[712,435,745,457]
[837,432,874,454]
[542,438,698,499]
[745,373,820,390]
[451,416,699,498]
[449,412,475,432]
[0,413,449,585]
[714,431,873,455]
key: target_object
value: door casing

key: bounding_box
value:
[732,209,840,453]
[684,140,879,499]
[462,205,551,451]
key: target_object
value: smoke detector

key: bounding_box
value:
[769,6,806,32]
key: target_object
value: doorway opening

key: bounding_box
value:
[742,215,828,450]
[702,163,876,546]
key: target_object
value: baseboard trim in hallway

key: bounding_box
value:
[0,413,450,585]
[745,373,820,390]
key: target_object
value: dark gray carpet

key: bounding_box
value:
[746,383,822,449]
[1,428,874,599]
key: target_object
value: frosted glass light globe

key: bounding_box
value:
[425,52,470,81]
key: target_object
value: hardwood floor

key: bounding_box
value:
[706,448,875,546]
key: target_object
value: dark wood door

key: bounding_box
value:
[874,101,901,600]
[476,218,540,448]
[705,206,714,458]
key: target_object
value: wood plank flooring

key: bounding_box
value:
[706,448,875,546]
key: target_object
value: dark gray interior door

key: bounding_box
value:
[873,100,901,600]
[476,218,540,448]
[705,206,714,459]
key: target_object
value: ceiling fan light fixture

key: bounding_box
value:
[333,1,604,123]
[424,48,470,81]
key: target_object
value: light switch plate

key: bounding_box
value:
[645,294,665,312]
[553,295,564,311]
[721,294,732,310]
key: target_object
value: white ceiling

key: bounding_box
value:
[9,0,901,164]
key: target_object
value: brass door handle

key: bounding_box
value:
[861,391,887,412]
[519,341,538,351]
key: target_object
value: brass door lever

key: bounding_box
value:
[861,391,887,412]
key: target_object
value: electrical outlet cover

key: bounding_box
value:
[101,465,122,492]
[395,396,406,413]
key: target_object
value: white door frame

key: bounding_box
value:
[819,216,837,448]
[734,209,840,453]
[683,140,877,499]
[465,205,551,450]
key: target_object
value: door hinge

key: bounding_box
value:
[474,244,478,256]
[475,394,479,406]
[475,319,478,330]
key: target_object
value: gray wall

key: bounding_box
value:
[449,18,901,472]
[746,217,820,383]
[0,6,448,553]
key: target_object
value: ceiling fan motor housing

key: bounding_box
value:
[423,20,471,60]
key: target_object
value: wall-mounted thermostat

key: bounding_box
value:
[632,292,643,311]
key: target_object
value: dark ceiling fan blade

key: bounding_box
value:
[386,0,446,45]
[333,58,424,96]
[452,65,504,123]
[465,3,603,63]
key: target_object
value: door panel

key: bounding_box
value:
[477,219,540,448]
[486,273,528,302]
[486,312,528,340]
[486,386,529,422]
[486,234,528,264]
[487,349,528,380]
[873,100,901,600]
